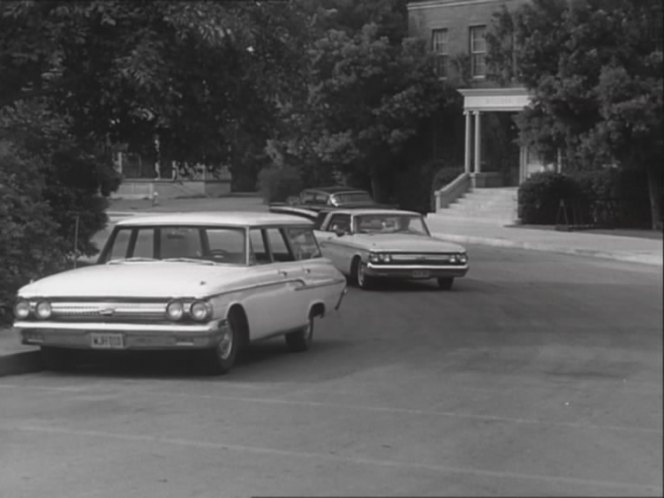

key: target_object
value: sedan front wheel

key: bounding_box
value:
[355,261,375,290]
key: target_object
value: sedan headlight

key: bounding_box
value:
[166,300,184,321]
[35,300,52,320]
[189,300,211,322]
[368,252,391,263]
[13,299,31,319]
[457,253,468,264]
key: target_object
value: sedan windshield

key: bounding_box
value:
[331,192,373,205]
[354,215,429,235]
[101,226,247,264]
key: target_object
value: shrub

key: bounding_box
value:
[570,168,651,228]
[256,165,303,203]
[518,171,589,224]
[0,143,69,323]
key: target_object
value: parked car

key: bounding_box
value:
[12,212,347,374]
[314,209,469,290]
[270,186,393,214]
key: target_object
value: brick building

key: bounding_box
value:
[408,0,558,220]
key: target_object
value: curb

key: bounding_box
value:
[0,350,42,377]
[432,233,663,267]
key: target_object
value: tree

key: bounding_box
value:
[0,0,313,320]
[269,3,454,203]
[487,0,663,228]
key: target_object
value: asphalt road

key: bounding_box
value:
[0,246,661,497]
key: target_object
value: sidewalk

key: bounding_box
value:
[425,215,663,267]
[1,195,661,377]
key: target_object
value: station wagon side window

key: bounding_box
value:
[249,228,271,264]
[107,228,132,260]
[132,228,155,258]
[284,227,322,260]
[265,228,295,262]
[327,214,351,234]
[204,228,247,264]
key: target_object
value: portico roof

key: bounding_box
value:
[459,87,532,112]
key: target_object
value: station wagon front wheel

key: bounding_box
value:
[285,317,314,352]
[203,313,241,375]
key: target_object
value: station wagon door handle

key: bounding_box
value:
[304,268,311,274]
[278,270,289,277]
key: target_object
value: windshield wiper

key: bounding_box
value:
[107,257,158,264]
[163,257,216,265]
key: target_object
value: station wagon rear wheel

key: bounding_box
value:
[203,312,241,375]
[285,317,314,352]
[437,277,454,290]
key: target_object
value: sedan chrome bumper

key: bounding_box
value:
[365,263,468,279]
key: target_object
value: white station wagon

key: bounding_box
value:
[13,212,347,374]
[315,209,469,290]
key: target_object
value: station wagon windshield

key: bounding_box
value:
[354,214,429,235]
[102,226,247,264]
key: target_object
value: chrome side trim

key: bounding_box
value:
[294,278,347,291]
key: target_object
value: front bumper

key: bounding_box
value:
[365,263,468,279]
[13,320,228,351]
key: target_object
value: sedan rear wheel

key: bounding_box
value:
[285,317,314,352]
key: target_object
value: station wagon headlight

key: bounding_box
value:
[13,299,31,319]
[189,300,211,322]
[35,300,52,320]
[166,300,184,321]
[458,253,468,264]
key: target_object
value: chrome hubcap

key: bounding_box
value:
[358,263,365,286]
[217,327,233,360]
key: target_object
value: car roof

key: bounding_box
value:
[304,186,369,194]
[325,208,421,216]
[114,211,314,228]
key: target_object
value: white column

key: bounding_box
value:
[474,111,482,174]
[464,111,472,174]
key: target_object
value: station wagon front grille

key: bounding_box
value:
[50,300,168,322]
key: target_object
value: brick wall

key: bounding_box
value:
[408,0,530,83]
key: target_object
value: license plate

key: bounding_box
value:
[90,332,124,349]
[412,270,430,278]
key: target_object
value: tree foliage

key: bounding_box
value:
[269,1,454,202]
[487,0,663,228]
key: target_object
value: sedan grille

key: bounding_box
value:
[388,253,463,265]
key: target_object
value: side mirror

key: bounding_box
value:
[334,228,346,237]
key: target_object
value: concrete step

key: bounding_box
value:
[435,187,518,223]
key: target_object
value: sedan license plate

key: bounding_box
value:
[90,332,124,349]
[412,270,430,278]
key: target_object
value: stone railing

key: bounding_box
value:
[433,172,471,211]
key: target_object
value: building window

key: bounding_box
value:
[469,25,487,79]
[431,28,448,77]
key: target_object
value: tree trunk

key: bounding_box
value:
[645,162,662,230]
